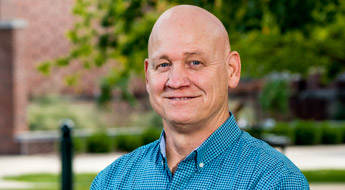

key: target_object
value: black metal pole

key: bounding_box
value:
[60,119,74,190]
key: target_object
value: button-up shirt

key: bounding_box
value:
[91,114,309,189]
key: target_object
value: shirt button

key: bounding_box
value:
[199,162,204,168]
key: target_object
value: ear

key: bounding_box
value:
[227,51,241,88]
[144,58,150,94]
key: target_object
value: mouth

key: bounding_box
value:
[165,96,198,101]
[168,97,193,100]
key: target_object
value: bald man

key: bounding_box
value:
[91,5,309,189]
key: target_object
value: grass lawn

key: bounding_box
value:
[3,170,345,189]
[3,173,97,190]
[302,169,345,183]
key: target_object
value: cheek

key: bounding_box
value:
[148,73,167,95]
[200,70,228,98]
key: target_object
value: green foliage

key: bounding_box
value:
[259,79,290,114]
[73,137,87,153]
[302,170,345,183]
[81,127,161,153]
[270,122,295,145]
[320,122,343,144]
[40,0,345,103]
[142,127,161,145]
[86,131,112,153]
[294,120,322,145]
[37,61,51,75]
[256,120,345,145]
[342,127,345,143]
[115,134,143,152]
[28,95,108,130]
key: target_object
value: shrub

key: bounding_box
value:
[294,120,322,145]
[320,122,343,144]
[270,122,295,145]
[115,134,143,152]
[73,137,87,153]
[245,125,263,139]
[142,127,161,145]
[86,132,112,153]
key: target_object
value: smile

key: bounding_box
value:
[165,96,198,101]
[169,97,192,100]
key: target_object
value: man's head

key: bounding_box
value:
[145,5,241,131]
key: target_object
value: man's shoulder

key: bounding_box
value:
[232,131,309,188]
[236,132,302,175]
[238,131,299,171]
[91,140,160,189]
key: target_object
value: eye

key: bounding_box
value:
[190,61,201,66]
[159,63,170,68]
[156,62,170,70]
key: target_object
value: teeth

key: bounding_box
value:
[173,97,190,100]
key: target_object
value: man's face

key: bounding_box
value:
[145,26,231,127]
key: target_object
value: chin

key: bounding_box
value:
[164,113,197,126]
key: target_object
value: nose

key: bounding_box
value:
[165,64,191,89]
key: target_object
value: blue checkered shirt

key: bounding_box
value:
[91,114,309,189]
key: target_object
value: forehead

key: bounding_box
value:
[149,27,217,61]
[150,40,208,59]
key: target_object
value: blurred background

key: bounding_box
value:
[0,0,345,189]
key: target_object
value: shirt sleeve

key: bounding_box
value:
[90,174,101,190]
[276,172,310,190]
[89,159,117,190]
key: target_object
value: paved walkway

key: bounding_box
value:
[0,145,345,189]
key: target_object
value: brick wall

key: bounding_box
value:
[0,27,23,154]
[0,0,116,154]
[14,0,112,97]
[0,0,16,20]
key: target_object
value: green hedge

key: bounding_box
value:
[294,120,322,145]
[86,132,112,153]
[75,120,345,153]
[73,127,162,153]
[320,122,343,144]
[257,120,345,145]
[270,122,295,144]
[115,134,143,152]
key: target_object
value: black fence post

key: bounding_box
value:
[60,119,74,190]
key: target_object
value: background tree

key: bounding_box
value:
[39,0,345,104]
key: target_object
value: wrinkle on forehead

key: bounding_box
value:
[148,5,230,58]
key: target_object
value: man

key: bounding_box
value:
[91,5,309,189]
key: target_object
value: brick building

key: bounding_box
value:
[0,0,110,154]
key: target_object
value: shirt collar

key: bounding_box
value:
[159,131,167,158]
[195,113,242,167]
[159,113,242,168]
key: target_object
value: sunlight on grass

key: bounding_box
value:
[4,173,97,190]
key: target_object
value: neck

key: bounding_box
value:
[163,110,229,174]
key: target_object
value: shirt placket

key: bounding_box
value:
[169,158,197,190]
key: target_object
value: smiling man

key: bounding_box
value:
[91,5,309,189]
